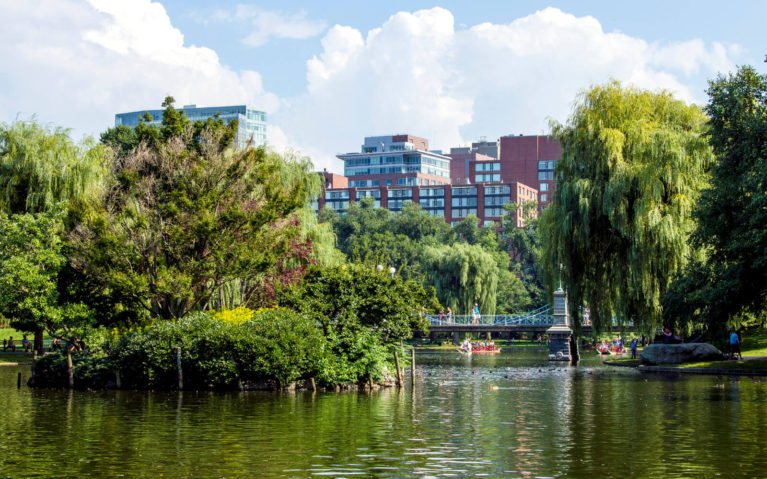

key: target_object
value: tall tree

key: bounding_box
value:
[502,200,545,309]
[541,81,714,333]
[70,124,322,320]
[421,242,499,315]
[0,119,108,213]
[663,66,767,335]
[0,211,90,353]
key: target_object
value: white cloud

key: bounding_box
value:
[223,5,326,47]
[0,2,744,173]
[274,7,742,171]
[0,0,278,140]
[277,8,474,170]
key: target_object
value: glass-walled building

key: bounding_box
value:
[337,134,452,188]
[115,104,267,149]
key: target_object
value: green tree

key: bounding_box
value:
[0,211,90,353]
[663,66,767,336]
[0,119,108,213]
[421,242,499,315]
[503,201,546,308]
[70,124,323,320]
[279,263,437,383]
[541,81,715,333]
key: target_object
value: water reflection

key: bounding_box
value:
[1,349,766,477]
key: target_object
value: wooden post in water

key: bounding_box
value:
[368,373,374,390]
[410,348,416,387]
[176,347,183,390]
[310,377,316,391]
[66,349,74,388]
[115,370,122,389]
[17,372,21,389]
[31,351,37,384]
[393,350,403,387]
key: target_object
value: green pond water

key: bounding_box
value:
[1,348,766,478]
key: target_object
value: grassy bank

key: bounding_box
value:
[0,352,34,364]
[741,328,767,356]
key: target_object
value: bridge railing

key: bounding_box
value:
[425,304,554,326]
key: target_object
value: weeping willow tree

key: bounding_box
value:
[421,242,498,315]
[0,119,108,213]
[540,81,714,334]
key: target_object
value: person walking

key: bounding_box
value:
[630,338,638,359]
[439,310,444,325]
[472,304,480,324]
[446,307,452,324]
[729,329,742,360]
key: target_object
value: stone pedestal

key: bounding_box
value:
[547,287,572,361]
[547,325,572,361]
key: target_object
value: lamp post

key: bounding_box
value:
[389,266,396,279]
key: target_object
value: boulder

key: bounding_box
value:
[640,343,724,365]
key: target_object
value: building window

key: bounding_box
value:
[419,198,444,208]
[539,183,549,192]
[540,193,548,202]
[538,160,556,181]
[475,173,501,183]
[484,186,510,195]
[475,162,501,172]
[452,196,477,207]
[384,179,392,186]
[421,187,445,197]
[453,186,477,196]
[387,189,413,198]
[325,190,349,200]
[452,208,477,219]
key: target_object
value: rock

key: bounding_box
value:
[640,343,724,365]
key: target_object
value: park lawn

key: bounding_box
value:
[675,359,767,370]
[741,328,767,357]
[0,327,52,343]
[0,352,34,363]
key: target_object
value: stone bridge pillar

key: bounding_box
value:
[547,287,572,361]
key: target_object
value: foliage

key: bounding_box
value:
[279,263,437,383]
[421,242,499,315]
[100,96,237,156]
[0,211,91,345]
[502,200,545,308]
[37,310,328,390]
[663,66,767,335]
[212,306,256,325]
[0,119,109,215]
[541,81,715,333]
[321,200,536,314]
[72,110,323,320]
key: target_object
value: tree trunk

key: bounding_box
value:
[34,329,44,355]
[570,335,580,365]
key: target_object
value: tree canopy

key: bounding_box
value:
[663,65,767,335]
[541,81,715,333]
[0,211,91,352]
[0,119,108,213]
[70,124,322,320]
[320,199,536,315]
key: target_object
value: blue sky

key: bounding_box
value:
[1,0,765,171]
[165,0,766,97]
